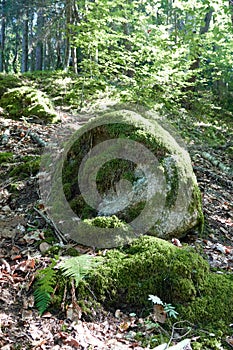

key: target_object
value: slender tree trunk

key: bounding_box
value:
[186,8,213,90]
[21,8,29,72]
[13,29,19,73]
[0,0,6,72]
[71,47,78,73]
[64,0,72,70]
[230,0,233,25]
[35,7,44,70]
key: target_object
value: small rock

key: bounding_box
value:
[39,242,51,253]
[1,205,11,213]
[16,224,26,234]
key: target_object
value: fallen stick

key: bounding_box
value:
[33,207,68,244]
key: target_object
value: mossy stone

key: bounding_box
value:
[62,107,203,243]
[86,236,208,307]
[84,236,233,335]
[0,86,58,122]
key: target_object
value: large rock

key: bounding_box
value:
[58,107,203,247]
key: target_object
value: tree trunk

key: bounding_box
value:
[185,8,213,96]
[71,47,78,73]
[64,0,72,70]
[13,28,19,73]
[230,0,233,25]
[35,7,44,71]
[21,8,29,73]
[0,0,6,72]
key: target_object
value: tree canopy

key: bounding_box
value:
[0,0,232,112]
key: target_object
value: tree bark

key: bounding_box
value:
[0,0,6,72]
[35,7,44,71]
[64,0,72,70]
[230,0,233,25]
[21,8,29,73]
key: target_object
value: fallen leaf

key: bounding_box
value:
[152,304,167,323]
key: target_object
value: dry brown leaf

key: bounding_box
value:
[152,304,167,323]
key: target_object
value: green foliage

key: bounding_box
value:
[34,259,57,315]
[0,152,14,164]
[0,74,21,97]
[58,255,102,287]
[148,295,178,319]
[148,295,179,320]
[34,255,102,315]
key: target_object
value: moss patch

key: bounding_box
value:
[9,157,40,179]
[84,236,233,335]
[84,215,127,229]
[0,73,22,97]
[0,152,14,164]
[0,86,58,122]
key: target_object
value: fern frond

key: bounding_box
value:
[34,260,57,315]
[58,255,102,287]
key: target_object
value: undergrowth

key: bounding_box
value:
[33,254,101,315]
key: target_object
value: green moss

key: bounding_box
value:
[0,152,14,164]
[84,215,127,229]
[177,273,233,332]
[63,183,72,200]
[83,236,233,336]
[64,247,80,256]
[0,73,22,97]
[162,156,179,208]
[85,236,208,307]
[9,158,40,178]
[70,195,97,219]
[0,86,58,122]
[188,184,204,233]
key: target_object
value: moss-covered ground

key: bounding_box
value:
[77,235,233,346]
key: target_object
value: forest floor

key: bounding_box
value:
[0,107,233,350]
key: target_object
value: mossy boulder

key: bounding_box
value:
[84,236,233,334]
[0,73,22,97]
[61,107,203,246]
[0,86,58,122]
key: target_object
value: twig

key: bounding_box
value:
[33,207,68,244]
[166,320,194,349]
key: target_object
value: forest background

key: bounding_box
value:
[0,0,233,116]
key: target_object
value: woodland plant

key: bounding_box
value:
[33,255,101,315]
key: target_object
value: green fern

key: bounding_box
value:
[34,259,57,315]
[58,255,101,287]
[34,255,102,315]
